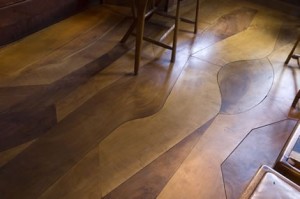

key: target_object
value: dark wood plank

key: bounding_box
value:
[0,12,168,151]
[0,51,189,199]
[0,43,129,151]
[39,147,101,199]
[0,106,57,152]
[221,119,297,199]
[218,59,273,114]
[0,85,46,112]
[0,0,25,8]
[103,118,215,199]
[0,0,94,45]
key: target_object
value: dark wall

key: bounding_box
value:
[101,0,131,6]
[0,0,90,46]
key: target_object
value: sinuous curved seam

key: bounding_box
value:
[218,59,274,114]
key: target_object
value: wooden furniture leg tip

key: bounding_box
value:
[292,90,300,108]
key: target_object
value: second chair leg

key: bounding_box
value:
[134,1,148,75]
[194,0,200,34]
[292,90,300,108]
[171,0,181,62]
[285,35,300,65]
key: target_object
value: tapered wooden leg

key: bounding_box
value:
[292,90,300,108]
[134,0,148,75]
[285,35,300,65]
[171,0,180,63]
[194,0,200,34]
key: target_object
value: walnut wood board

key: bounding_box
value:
[0,0,24,8]
[221,119,297,199]
[219,59,273,114]
[0,0,300,199]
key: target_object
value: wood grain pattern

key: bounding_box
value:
[0,44,189,199]
[221,119,297,199]
[193,9,283,66]
[103,118,215,199]
[0,8,127,87]
[39,147,101,199]
[0,0,25,8]
[219,59,273,114]
[0,6,121,77]
[0,0,88,45]
[175,7,257,54]
[0,105,57,151]
[0,140,35,168]
[157,97,290,199]
[99,57,221,195]
[0,43,130,150]
[0,0,299,199]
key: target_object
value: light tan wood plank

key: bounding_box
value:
[0,1,299,199]
[54,21,163,121]
[157,96,289,199]
[103,119,215,199]
[99,57,221,195]
[219,59,273,114]
[193,9,283,66]
[0,45,189,199]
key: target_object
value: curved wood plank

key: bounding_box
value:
[99,57,221,195]
[221,120,297,199]
[219,59,273,114]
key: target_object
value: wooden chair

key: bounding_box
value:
[121,0,200,75]
[285,35,300,66]
[285,35,300,108]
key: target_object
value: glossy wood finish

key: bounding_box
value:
[219,59,273,114]
[222,119,297,199]
[103,118,215,199]
[0,0,300,198]
[133,0,148,75]
[0,0,88,45]
[99,56,221,196]
[128,0,199,74]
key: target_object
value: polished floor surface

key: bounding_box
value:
[0,0,300,198]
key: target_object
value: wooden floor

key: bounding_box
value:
[0,0,300,198]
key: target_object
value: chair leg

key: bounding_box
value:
[134,1,147,75]
[194,0,200,34]
[285,36,300,65]
[292,90,300,108]
[171,0,181,62]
